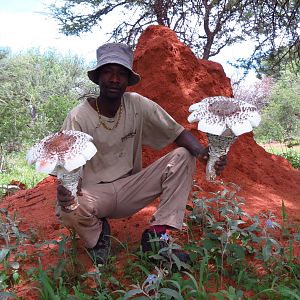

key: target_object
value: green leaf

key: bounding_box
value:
[159,287,184,300]
[0,292,17,299]
[182,271,198,291]
[12,272,19,283]
[122,289,144,299]
[11,226,20,237]
[108,276,121,287]
[226,243,245,260]
[212,292,225,300]
[262,243,272,261]
[10,261,20,269]
[0,248,10,262]
[203,238,219,251]
[278,286,300,300]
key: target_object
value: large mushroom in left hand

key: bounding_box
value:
[187,96,261,181]
[26,130,97,210]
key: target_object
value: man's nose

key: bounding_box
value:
[109,72,120,83]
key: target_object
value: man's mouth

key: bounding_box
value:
[107,86,120,92]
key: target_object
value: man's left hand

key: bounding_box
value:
[214,155,227,175]
[174,130,227,174]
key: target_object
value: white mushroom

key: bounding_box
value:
[26,130,97,210]
[187,96,261,181]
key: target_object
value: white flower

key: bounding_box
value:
[160,233,170,242]
[145,274,158,285]
[266,219,275,229]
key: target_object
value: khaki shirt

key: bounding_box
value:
[62,92,184,185]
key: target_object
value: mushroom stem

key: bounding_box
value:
[206,133,236,181]
[57,168,81,211]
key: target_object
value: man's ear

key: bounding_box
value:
[95,69,102,83]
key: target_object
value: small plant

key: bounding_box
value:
[115,267,178,299]
[147,233,192,272]
[256,211,282,261]
[187,181,300,298]
[0,208,27,291]
[189,183,260,284]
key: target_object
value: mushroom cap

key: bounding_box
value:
[188,96,261,136]
[26,130,97,174]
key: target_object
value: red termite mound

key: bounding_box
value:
[1,26,300,297]
[131,25,300,221]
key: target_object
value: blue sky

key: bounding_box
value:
[0,0,257,82]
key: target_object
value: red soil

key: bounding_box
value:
[1,25,300,299]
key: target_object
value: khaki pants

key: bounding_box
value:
[58,147,196,248]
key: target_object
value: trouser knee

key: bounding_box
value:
[55,198,95,229]
[172,147,196,170]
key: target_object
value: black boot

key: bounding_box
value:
[140,229,190,263]
[87,218,111,265]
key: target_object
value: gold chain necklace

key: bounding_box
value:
[95,98,123,130]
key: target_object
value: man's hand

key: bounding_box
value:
[57,184,74,210]
[57,178,82,212]
[198,147,227,175]
[214,155,227,175]
[175,130,227,175]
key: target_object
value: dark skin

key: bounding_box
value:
[57,63,226,208]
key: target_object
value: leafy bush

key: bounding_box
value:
[255,70,300,143]
[281,151,300,169]
[0,49,95,150]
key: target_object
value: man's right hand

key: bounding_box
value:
[57,184,75,210]
[57,178,82,211]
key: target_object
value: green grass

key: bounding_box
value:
[0,150,47,197]
[262,144,300,155]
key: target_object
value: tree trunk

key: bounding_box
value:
[154,0,168,26]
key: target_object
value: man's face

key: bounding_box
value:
[98,64,130,99]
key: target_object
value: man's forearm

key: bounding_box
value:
[175,129,207,159]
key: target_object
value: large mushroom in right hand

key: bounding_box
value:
[26,130,97,210]
[188,96,261,181]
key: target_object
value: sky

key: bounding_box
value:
[0,0,258,83]
[0,0,107,63]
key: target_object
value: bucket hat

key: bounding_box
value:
[87,43,141,86]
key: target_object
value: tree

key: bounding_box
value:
[49,0,300,75]
[254,69,300,143]
[0,49,94,151]
[233,0,300,78]
[234,76,275,111]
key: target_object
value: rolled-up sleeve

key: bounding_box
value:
[141,97,184,150]
[61,113,83,132]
